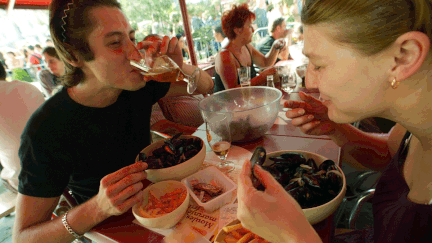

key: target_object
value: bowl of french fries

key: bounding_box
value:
[215,219,269,243]
[132,180,190,229]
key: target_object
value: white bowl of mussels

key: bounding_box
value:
[135,134,206,183]
[251,149,346,225]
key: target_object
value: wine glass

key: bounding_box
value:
[130,51,197,94]
[205,113,234,173]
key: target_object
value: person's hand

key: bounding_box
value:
[272,38,286,51]
[285,91,337,136]
[259,66,277,77]
[136,36,183,81]
[95,162,148,218]
[159,36,183,70]
[278,44,290,60]
[237,160,321,243]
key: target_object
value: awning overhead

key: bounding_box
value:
[0,0,51,9]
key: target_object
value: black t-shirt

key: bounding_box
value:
[18,81,170,204]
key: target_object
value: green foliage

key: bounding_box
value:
[283,0,294,6]
[119,0,175,36]
[119,0,227,59]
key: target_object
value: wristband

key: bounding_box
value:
[62,211,83,239]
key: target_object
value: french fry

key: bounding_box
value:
[148,190,159,204]
[139,188,186,218]
[222,223,243,233]
[231,230,242,239]
[237,232,254,243]
[223,235,237,243]
[249,239,261,243]
[222,221,267,243]
[237,227,250,235]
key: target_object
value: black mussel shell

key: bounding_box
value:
[170,132,183,141]
[146,157,164,169]
[319,160,336,171]
[250,146,266,168]
[138,152,147,162]
[250,147,267,190]
[306,158,318,171]
[284,179,301,191]
[302,173,321,189]
[269,152,306,169]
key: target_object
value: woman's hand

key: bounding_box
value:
[237,160,321,243]
[259,66,277,77]
[95,162,148,218]
[285,91,337,136]
[254,66,277,85]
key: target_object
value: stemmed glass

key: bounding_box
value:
[205,113,235,173]
[130,51,197,94]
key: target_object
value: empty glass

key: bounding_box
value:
[278,65,296,93]
[237,66,251,87]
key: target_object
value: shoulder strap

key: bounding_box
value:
[245,45,254,66]
[226,49,243,67]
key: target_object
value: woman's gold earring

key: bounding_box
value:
[391,78,400,89]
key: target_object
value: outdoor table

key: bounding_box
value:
[86,119,341,242]
[85,82,341,242]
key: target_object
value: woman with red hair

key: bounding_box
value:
[214,3,285,92]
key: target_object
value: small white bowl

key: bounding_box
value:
[265,150,346,225]
[135,135,205,182]
[132,180,190,229]
[182,166,237,213]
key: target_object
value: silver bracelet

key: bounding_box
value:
[62,211,83,239]
[191,67,201,81]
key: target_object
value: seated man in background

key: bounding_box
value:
[37,47,65,98]
[257,17,291,62]
[0,64,45,193]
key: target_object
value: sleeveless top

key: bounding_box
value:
[213,45,257,93]
[373,131,432,242]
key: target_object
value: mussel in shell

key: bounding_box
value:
[138,133,202,169]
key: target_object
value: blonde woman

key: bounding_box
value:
[237,0,432,242]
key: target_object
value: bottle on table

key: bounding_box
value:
[266,75,275,88]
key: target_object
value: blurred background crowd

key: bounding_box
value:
[0,0,304,92]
